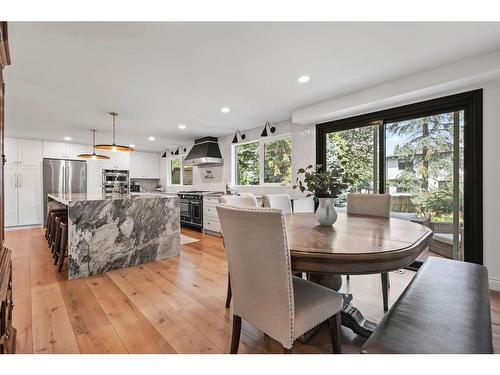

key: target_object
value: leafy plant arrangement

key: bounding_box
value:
[293,162,353,198]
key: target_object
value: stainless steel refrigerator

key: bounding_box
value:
[43,158,87,224]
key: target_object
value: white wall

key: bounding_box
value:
[482,79,500,291]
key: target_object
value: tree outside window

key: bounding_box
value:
[264,138,292,184]
[183,162,193,185]
[234,137,293,186]
[235,142,259,185]
[171,159,181,185]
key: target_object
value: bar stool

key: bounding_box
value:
[54,221,68,272]
[45,208,66,241]
[50,212,67,254]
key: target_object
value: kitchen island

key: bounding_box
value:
[47,192,180,280]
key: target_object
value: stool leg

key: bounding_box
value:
[53,219,62,264]
[58,226,68,272]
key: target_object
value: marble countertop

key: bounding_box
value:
[48,192,179,205]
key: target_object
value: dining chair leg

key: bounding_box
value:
[225,273,232,308]
[381,273,389,312]
[329,312,342,354]
[282,346,292,354]
[230,315,241,354]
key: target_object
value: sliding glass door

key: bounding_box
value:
[315,90,482,265]
[385,111,464,261]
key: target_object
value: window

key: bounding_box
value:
[170,157,192,186]
[235,142,259,185]
[234,136,292,186]
[171,159,181,185]
[398,159,414,171]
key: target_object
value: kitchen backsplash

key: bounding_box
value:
[131,178,161,192]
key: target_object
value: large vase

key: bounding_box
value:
[315,197,338,226]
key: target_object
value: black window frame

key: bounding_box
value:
[316,89,483,265]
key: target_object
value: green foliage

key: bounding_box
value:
[293,163,352,198]
[235,142,259,185]
[236,138,292,185]
[419,186,454,216]
[326,126,376,193]
[264,138,292,184]
[171,159,181,185]
[387,113,458,193]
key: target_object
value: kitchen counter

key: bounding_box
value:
[47,193,180,280]
[48,192,178,205]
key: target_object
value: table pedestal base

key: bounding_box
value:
[341,294,377,338]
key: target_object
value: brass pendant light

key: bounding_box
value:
[94,112,135,152]
[77,129,110,160]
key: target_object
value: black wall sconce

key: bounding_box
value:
[162,145,187,158]
[232,130,246,144]
[260,121,276,137]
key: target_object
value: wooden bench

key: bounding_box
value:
[361,257,493,354]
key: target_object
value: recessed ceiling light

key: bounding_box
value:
[178,124,186,129]
[298,75,310,84]
[148,136,155,141]
[221,106,231,114]
[63,136,72,141]
[129,144,136,148]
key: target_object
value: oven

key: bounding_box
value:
[178,192,203,229]
[103,169,130,194]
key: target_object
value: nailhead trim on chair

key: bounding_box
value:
[217,204,295,348]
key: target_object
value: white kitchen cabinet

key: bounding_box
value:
[43,141,89,159]
[4,138,18,166]
[87,160,103,195]
[4,166,18,227]
[18,139,43,166]
[43,141,67,158]
[203,195,222,236]
[18,166,43,225]
[130,151,160,178]
[66,143,88,159]
[102,151,130,170]
[115,151,130,170]
[4,138,43,227]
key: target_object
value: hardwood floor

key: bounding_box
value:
[5,227,500,354]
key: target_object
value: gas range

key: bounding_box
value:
[177,191,224,229]
[177,191,223,199]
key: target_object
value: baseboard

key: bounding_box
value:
[489,277,500,291]
[5,224,43,231]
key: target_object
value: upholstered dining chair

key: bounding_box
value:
[218,195,259,308]
[216,205,343,353]
[262,194,292,214]
[346,193,392,311]
[219,194,258,207]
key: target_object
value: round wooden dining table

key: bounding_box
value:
[284,212,433,337]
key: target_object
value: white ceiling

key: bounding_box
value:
[5,22,500,152]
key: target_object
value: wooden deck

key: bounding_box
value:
[5,227,499,354]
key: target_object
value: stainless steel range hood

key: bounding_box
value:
[183,136,223,167]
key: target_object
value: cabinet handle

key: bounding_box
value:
[14,173,17,188]
[19,174,22,188]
